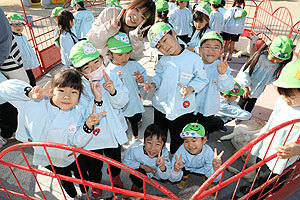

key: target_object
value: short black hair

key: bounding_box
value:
[144,124,167,145]
[277,87,300,98]
[51,69,82,94]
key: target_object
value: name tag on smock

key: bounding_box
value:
[181,72,192,79]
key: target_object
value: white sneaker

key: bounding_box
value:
[0,136,7,148]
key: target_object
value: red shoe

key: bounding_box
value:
[112,175,124,188]
[91,187,102,199]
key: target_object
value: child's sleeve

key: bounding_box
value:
[107,72,129,109]
[156,147,172,180]
[60,34,75,66]
[189,57,209,93]
[169,150,184,182]
[203,146,221,182]
[151,61,164,89]
[122,141,143,169]
[223,7,234,24]
[218,100,252,120]
[236,65,252,87]
[136,63,147,89]
[217,65,235,92]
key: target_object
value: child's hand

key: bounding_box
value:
[178,82,194,98]
[29,81,54,100]
[141,164,157,176]
[242,87,250,99]
[111,7,124,30]
[156,150,168,172]
[89,78,102,102]
[275,142,300,159]
[117,71,123,82]
[212,148,224,172]
[134,72,144,83]
[217,53,229,75]
[135,19,151,38]
[174,154,184,173]
[85,104,107,129]
[102,70,116,95]
[140,82,155,93]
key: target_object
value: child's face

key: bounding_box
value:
[80,57,103,74]
[11,23,24,34]
[267,51,284,64]
[156,31,182,56]
[183,136,207,155]
[178,1,188,9]
[223,94,238,102]
[125,7,146,28]
[110,51,130,65]
[144,135,165,158]
[193,20,208,30]
[281,91,300,107]
[200,39,222,64]
[50,87,80,110]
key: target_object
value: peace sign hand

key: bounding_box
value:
[217,52,229,75]
[178,82,194,99]
[212,148,224,171]
[156,150,168,171]
[139,82,155,93]
[135,19,151,38]
[102,70,116,95]
[111,7,124,31]
[29,81,54,100]
[134,71,144,83]
[174,154,184,173]
[89,78,102,102]
[85,104,107,129]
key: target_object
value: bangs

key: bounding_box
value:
[51,69,82,92]
[277,87,300,97]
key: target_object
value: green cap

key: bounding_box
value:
[156,0,169,12]
[51,7,64,17]
[71,0,83,6]
[223,80,244,96]
[70,40,100,68]
[180,123,205,138]
[210,0,221,5]
[148,22,172,48]
[199,31,224,47]
[273,60,300,88]
[269,36,295,61]
[106,0,123,9]
[176,0,190,1]
[194,2,212,16]
[7,13,25,24]
[108,32,133,53]
[234,9,247,20]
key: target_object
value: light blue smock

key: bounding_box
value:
[54,26,59,47]
[0,79,93,167]
[222,6,247,35]
[106,61,146,117]
[123,140,171,180]
[209,11,224,34]
[168,2,176,11]
[151,49,208,121]
[168,7,193,36]
[78,72,129,150]
[216,96,251,123]
[252,97,300,174]
[195,60,234,116]
[169,144,220,182]
[14,34,39,70]
[59,30,78,66]
[73,9,95,39]
[235,52,279,98]
[0,73,7,104]
[187,28,211,52]
[218,7,226,16]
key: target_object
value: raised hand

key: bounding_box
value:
[174,154,184,172]
[29,81,54,100]
[134,71,144,83]
[117,71,123,82]
[212,148,224,171]
[102,70,116,95]
[111,7,124,30]
[89,78,102,101]
[156,150,168,171]
[85,104,107,129]
[242,86,250,99]
[217,53,229,75]
[135,19,151,37]
[178,82,194,98]
[139,82,155,93]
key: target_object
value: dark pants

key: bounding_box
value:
[130,168,146,188]
[178,35,190,44]
[154,109,195,154]
[46,160,88,198]
[26,69,36,86]
[78,146,122,184]
[237,96,257,113]
[195,113,224,134]
[0,102,18,138]
[126,113,142,137]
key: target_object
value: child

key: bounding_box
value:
[209,0,224,34]
[123,124,171,192]
[217,80,265,126]
[51,7,64,47]
[0,69,105,200]
[156,0,169,23]
[106,32,146,139]
[168,0,193,44]
[144,22,208,154]
[71,0,95,40]
[69,40,129,199]
[7,13,39,86]
[218,0,227,16]
[186,2,212,53]
[106,0,123,9]
[87,0,156,64]
[57,10,78,66]
[168,0,177,11]
[194,31,234,134]
[169,123,224,189]
[221,0,247,61]
[235,36,294,113]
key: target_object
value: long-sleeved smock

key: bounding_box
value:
[123,140,171,180]
[252,97,300,174]
[235,52,279,98]
[169,144,220,182]
[73,9,95,39]
[151,49,208,121]
[106,61,146,117]
[218,7,226,16]
[78,72,129,150]
[216,96,251,123]
[59,30,78,66]
[168,2,176,11]
[87,7,144,62]
[13,33,39,70]
[195,60,234,116]
[209,11,224,34]
[222,6,246,35]
[168,7,193,36]
[0,80,93,167]
[0,73,7,104]
[187,28,211,52]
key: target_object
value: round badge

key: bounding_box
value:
[93,128,101,136]
[68,124,77,134]
[183,101,190,108]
